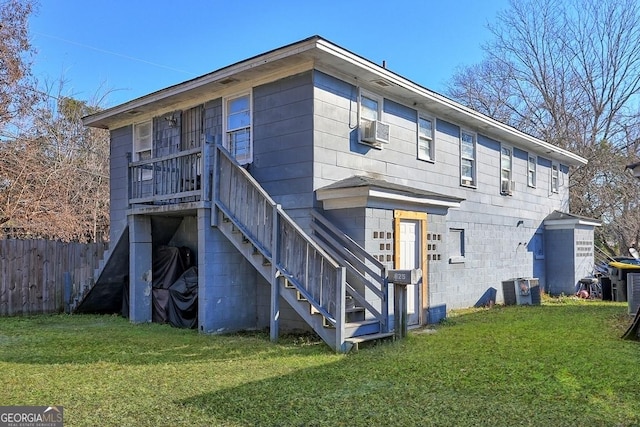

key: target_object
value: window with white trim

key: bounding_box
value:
[360,90,382,124]
[460,130,476,186]
[528,155,537,187]
[224,92,252,165]
[417,114,435,161]
[449,228,465,263]
[133,120,152,181]
[551,162,559,193]
[500,146,513,195]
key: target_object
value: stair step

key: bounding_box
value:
[345,319,381,337]
[296,291,307,301]
[345,332,395,351]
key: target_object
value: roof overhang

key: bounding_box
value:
[316,176,463,214]
[83,35,587,167]
[544,210,601,230]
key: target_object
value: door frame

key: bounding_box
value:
[393,210,428,325]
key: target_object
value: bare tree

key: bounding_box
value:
[448,0,640,255]
[0,0,37,132]
[0,80,110,242]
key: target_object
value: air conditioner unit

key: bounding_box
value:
[501,179,515,195]
[502,278,540,305]
[360,120,390,146]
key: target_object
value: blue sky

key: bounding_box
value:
[29,0,510,108]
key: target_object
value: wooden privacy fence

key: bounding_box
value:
[0,239,107,316]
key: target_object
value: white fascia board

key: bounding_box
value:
[315,39,587,167]
[544,218,602,229]
[368,190,461,209]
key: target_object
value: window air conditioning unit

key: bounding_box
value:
[360,120,390,146]
[501,180,515,195]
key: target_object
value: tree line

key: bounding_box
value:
[0,0,109,242]
[448,0,640,256]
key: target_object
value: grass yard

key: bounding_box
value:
[1,298,639,426]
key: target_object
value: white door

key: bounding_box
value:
[399,220,421,325]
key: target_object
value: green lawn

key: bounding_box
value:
[1,299,639,426]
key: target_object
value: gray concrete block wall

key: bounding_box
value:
[252,72,314,210]
[198,210,258,334]
[574,226,596,284]
[109,126,132,243]
[311,69,572,312]
[311,71,569,221]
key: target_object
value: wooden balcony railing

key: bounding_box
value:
[128,144,212,205]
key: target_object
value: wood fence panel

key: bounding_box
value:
[0,239,107,316]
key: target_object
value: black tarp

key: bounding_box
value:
[152,246,197,328]
[165,266,198,328]
[122,245,198,328]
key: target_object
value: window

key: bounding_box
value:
[551,163,559,193]
[358,90,389,146]
[528,155,537,187]
[224,92,252,165]
[360,91,381,124]
[449,228,465,263]
[417,115,435,161]
[182,105,202,150]
[460,130,476,186]
[134,120,152,180]
[500,146,512,195]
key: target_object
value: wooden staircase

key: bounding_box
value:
[213,145,393,352]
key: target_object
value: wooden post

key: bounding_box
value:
[394,283,408,339]
[202,139,211,202]
[335,266,346,352]
[381,265,389,333]
[270,204,281,343]
[211,143,219,227]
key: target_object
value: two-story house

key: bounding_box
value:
[79,36,596,352]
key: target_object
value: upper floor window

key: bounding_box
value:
[360,91,381,123]
[224,92,252,165]
[417,115,435,161]
[359,90,389,146]
[551,163,559,193]
[460,130,476,186]
[134,120,152,180]
[528,155,537,187]
[500,146,513,195]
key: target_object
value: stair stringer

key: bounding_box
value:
[214,209,346,352]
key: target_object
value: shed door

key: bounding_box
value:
[399,220,421,325]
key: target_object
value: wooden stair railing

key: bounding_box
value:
[212,144,349,351]
[310,210,389,334]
